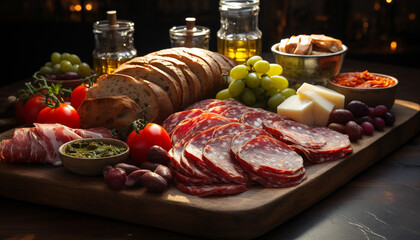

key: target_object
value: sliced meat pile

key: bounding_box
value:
[0,123,115,166]
[163,99,352,197]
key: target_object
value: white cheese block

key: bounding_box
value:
[277,95,314,125]
[297,83,345,109]
[299,90,334,126]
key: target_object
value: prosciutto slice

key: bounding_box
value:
[0,123,115,166]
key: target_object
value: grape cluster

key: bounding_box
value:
[216,56,296,111]
[328,100,395,141]
[39,52,92,80]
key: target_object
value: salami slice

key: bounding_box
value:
[212,122,254,139]
[170,112,228,144]
[264,120,327,149]
[202,135,251,184]
[291,127,352,163]
[183,99,221,111]
[185,116,237,137]
[168,133,196,177]
[206,105,231,115]
[202,98,245,110]
[174,180,249,197]
[162,109,205,133]
[241,110,287,129]
[236,135,304,175]
[230,128,270,156]
[243,168,306,188]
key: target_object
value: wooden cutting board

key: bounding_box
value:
[0,100,419,240]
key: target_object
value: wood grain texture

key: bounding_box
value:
[0,100,418,240]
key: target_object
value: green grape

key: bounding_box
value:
[61,52,71,61]
[68,54,81,65]
[71,64,79,73]
[253,60,270,74]
[280,88,297,99]
[78,62,91,77]
[246,55,262,67]
[240,88,256,106]
[51,52,61,64]
[229,65,248,80]
[265,88,278,97]
[268,93,286,109]
[216,88,231,100]
[228,79,245,97]
[244,72,260,88]
[44,62,53,67]
[271,75,289,91]
[52,63,62,74]
[260,75,273,90]
[226,76,234,85]
[252,86,266,101]
[60,60,73,73]
[266,64,283,76]
[40,66,53,75]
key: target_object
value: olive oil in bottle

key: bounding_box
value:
[93,57,131,76]
[217,0,262,64]
[217,38,261,64]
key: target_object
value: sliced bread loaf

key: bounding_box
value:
[86,73,173,123]
[113,64,182,111]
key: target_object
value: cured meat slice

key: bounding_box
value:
[244,168,306,188]
[168,133,196,177]
[162,109,205,133]
[212,122,254,139]
[291,127,352,163]
[202,98,245,111]
[240,110,287,129]
[183,99,221,111]
[71,127,115,139]
[219,105,251,120]
[202,135,251,184]
[170,112,229,144]
[185,116,237,138]
[236,135,304,176]
[206,105,231,115]
[230,128,270,155]
[264,120,326,149]
[0,123,115,166]
[174,180,248,197]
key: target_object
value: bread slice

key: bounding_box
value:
[145,48,213,99]
[178,47,223,94]
[113,64,182,111]
[78,95,141,132]
[126,56,190,108]
[86,73,174,123]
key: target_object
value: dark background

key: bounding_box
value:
[1,0,419,87]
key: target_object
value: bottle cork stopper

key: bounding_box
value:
[186,17,196,30]
[107,10,118,27]
[185,17,195,47]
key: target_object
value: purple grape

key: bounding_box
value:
[384,112,395,126]
[355,116,373,125]
[104,168,127,190]
[374,105,388,117]
[368,107,375,117]
[64,71,80,80]
[346,100,369,117]
[360,122,375,135]
[373,117,386,130]
[329,109,354,124]
[345,121,363,141]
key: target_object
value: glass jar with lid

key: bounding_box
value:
[92,11,137,76]
[217,0,262,64]
[169,17,210,49]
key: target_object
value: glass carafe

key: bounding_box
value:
[92,11,137,76]
[217,0,262,64]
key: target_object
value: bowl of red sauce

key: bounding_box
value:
[327,71,398,109]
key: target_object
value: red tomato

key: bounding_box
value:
[23,95,47,124]
[15,100,25,123]
[36,103,81,128]
[70,84,88,110]
[126,123,171,163]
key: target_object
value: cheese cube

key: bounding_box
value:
[277,95,314,125]
[297,83,345,109]
[299,90,334,126]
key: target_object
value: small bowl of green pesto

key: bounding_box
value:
[58,138,130,176]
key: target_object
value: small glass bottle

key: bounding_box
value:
[169,17,210,49]
[92,11,137,76]
[217,0,262,64]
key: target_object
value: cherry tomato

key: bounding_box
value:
[36,103,81,128]
[23,95,47,124]
[15,100,25,123]
[126,123,171,163]
[71,84,90,110]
